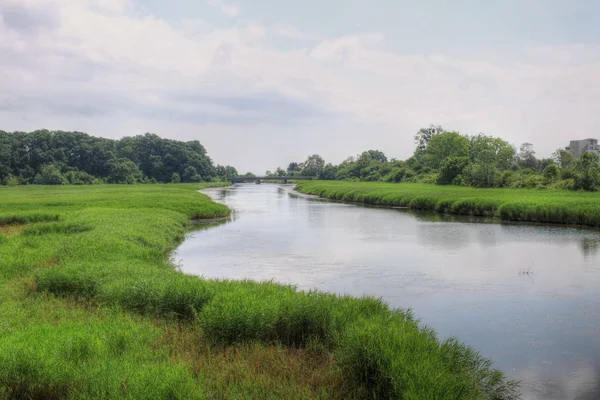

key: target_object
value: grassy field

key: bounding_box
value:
[0,184,519,399]
[296,181,600,227]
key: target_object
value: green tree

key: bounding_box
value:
[424,131,469,169]
[366,150,388,163]
[37,164,68,185]
[275,167,287,176]
[171,172,181,183]
[573,151,600,191]
[183,166,202,182]
[414,124,444,161]
[517,143,538,170]
[552,149,575,169]
[107,158,142,184]
[318,163,338,180]
[301,154,325,177]
[543,163,560,183]
[438,156,470,185]
[464,150,498,188]
[469,134,515,170]
[287,162,300,174]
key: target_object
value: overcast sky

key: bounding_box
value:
[1,0,599,173]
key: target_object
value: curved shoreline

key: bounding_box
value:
[295,181,600,228]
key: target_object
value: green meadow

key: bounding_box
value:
[0,184,519,399]
[296,181,600,227]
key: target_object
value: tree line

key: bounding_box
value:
[268,125,600,191]
[0,130,238,185]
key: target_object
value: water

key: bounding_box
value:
[176,184,600,400]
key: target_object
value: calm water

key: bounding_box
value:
[176,184,600,400]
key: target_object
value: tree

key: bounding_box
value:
[517,143,538,170]
[573,151,600,191]
[183,166,202,182]
[37,164,68,185]
[543,163,560,183]
[414,125,444,161]
[424,131,469,169]
[464,149,498,188]
[552,149,575,169]
[438,156,470,185]
[301,154,325,177]
[287,162,300,174]
[275,167,287,176]
[106,158,142,184]
[0,130,221,184]
[366,150,388,163]
[469,134,515,170]
[171,172,181,183]
[319,163,338,180]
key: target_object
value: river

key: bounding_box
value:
[175,183,600,400]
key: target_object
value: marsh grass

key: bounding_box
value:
[0,183,520,399]
[296,181,600,227]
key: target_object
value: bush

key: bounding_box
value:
[573,151,600,191]
[36,164,68,185]
[334,314,519,399]
[36,265,100,298]
[383,167,414,183]
[496,170,515,188]
[275,291,334,347]
[561,168,575,180]
[437,156,470,185]
[3,175,19,186]
[101,275,214,320]
[199,282,286,344]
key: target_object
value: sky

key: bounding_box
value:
[1,0,600,173]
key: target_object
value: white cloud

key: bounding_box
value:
[205,0,239,18]
[245,24,265,39]
[1,0,600,171]
[220,4,239,18]
[273,23,319,40]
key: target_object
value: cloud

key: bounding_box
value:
[205,0,239,18]
[0,2,60,33]
[220,4,239,18]
[273,23,319,40]
[1,0,600,172]
[245,24,265,39]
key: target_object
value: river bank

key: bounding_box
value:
[0,184,518,399]
[295,181,600,227]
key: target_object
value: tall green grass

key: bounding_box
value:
[297,180,600,227]
[0,183,520,399]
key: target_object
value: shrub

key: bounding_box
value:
[101,275,215,320]
[438,156,470,185]
[334,314,519,399]
[36,265,100,298]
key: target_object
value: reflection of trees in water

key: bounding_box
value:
[187,217,233,234]
[580,238,600,256]
[408,210,497,225]
[572,361,600,400]
[576,366,600,400]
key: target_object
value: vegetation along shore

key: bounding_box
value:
[296,181,600,227]
[0,183,519,399]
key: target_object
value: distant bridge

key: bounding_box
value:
[229,176,314,184]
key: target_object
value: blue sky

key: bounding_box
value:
[1,0,600,172]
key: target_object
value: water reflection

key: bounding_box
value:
[176,184,600,400]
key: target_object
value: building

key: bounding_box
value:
[566,138,600,158]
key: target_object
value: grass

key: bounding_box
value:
[296,180,600,227]
[0,183,519,399]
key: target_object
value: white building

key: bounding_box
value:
[567,138,600,158]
